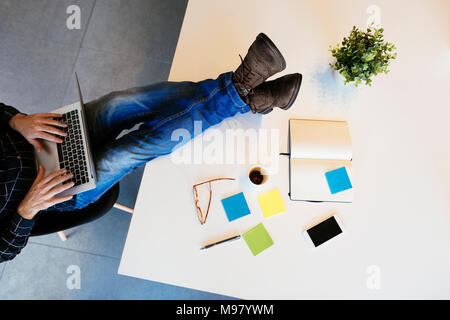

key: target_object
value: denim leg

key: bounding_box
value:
[73,71,249,209]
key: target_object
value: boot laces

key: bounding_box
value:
[234,54,255,96]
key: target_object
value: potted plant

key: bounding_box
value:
[329,24,397,86]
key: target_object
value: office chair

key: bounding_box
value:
[30,183,134,241]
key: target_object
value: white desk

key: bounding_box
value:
[118,0,450,299]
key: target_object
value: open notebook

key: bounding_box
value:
[289,119,353,202]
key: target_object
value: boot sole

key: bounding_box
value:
[257,33,286,71]
[260,73,302,115]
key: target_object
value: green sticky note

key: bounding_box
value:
[243,223,274,256]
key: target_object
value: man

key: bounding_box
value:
[0,33,302,262]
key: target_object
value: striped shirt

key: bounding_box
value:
[0,103,37,263]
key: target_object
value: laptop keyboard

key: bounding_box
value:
[57,110,90,186]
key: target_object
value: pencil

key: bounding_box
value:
[200,235,241,250]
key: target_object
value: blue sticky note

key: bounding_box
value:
[325,167,353,194]
[221,192,251,222]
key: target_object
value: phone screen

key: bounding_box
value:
[306,216,342,247]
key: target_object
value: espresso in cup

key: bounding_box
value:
[249,167,267,185]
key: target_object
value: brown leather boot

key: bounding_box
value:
[247,73,302,114]
[233,33,286,97]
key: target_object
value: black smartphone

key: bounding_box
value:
[303,215,344,247]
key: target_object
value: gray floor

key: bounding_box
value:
[0,0,234,299]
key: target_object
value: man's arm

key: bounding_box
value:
[0,102,22,127]
[0,167,74,263]
[2,103,68,152]
[0,103,32,262]
[0,103,73,262]
[0,213,36,263]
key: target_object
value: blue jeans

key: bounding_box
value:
[66,71,249,210]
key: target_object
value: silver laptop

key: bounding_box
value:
[35,73,97,196]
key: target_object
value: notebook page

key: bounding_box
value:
[290,158,353,202]
[289,119,352,160]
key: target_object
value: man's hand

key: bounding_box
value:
[8,113,68,152]
[17,166,74,220]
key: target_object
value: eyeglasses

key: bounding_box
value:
[192,177,235,225]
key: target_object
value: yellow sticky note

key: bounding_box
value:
[257,189,286,218]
